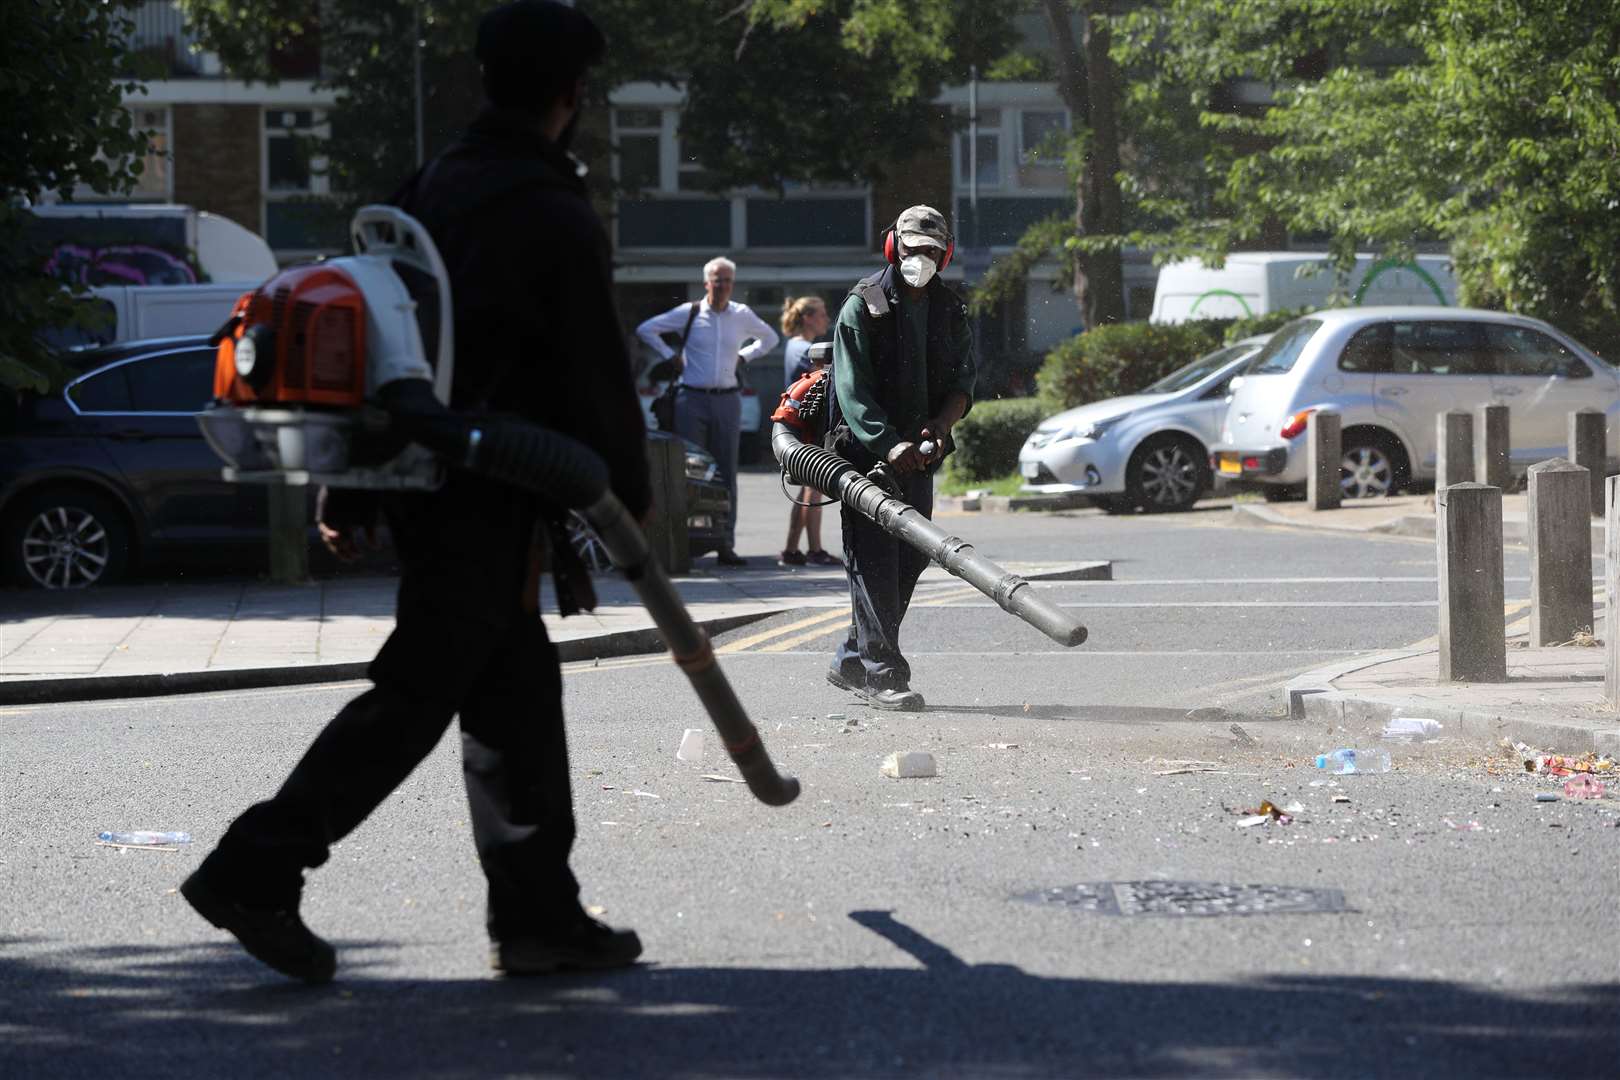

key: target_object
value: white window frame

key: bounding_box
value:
[262,107,335,258]
[955,107,1004,191]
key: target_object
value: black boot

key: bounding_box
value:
[180,869,336,984]
[492,913,643,975]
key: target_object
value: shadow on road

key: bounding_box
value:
[1,914,1613,1078]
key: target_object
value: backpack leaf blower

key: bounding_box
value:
[770,363,1087,649]
[197,206,799,807]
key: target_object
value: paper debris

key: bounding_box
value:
[881,751,937,779]
[700,774,746,784]
[677,728,705,763]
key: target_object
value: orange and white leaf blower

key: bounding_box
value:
[198,206,798,806]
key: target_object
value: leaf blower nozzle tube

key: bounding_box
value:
[772,423,1087,648]
[378,380,799,807]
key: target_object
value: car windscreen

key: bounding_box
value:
[1242,318,1323,375]
[1142,345,1248,394]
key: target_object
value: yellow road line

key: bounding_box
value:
[715,608,849,654]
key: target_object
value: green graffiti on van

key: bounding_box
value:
[1353,258,1449,306]
[1187,288,1255,318]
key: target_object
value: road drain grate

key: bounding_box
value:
[1016,881,1346,917]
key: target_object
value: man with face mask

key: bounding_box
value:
[180,1,650,982]
[825,204,976,710]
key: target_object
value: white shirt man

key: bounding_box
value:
[635,259,780,388]
[634,257,779,565]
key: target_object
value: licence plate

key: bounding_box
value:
[1218,456,1243,476]
[1020,460,1041,478]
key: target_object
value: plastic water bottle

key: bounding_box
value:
[1313,748,1391,775]
[97,831,192,846]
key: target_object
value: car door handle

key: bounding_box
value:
[1379,387,1408,398]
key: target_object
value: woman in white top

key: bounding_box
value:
[777,296,837,567]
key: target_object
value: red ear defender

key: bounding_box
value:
[883,227,898,265]
[940,238,954,270]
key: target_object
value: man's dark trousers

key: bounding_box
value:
[675,386,742,551]
[198,482,580,942]
[833,468,933,691]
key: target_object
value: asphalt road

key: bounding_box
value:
[2,487,1617,1078]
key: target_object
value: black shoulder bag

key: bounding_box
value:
[651,302,701,432]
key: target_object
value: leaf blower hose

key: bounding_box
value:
[379,381,800,807]
[771,423,1087,648]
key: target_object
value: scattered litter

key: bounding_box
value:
[1382,717,1442,741]
[1280,801,1305,815]
[1442,818,1483,831]
[676,728,705,764]
[1232,800,1292,825]
[1534,793,1561,803]
[1564,775,1606,799]
[700,774,745,784]
[629,790,662,799]
[827,713,846,721]
[586,905,607,916]
[1236,815,1269,828]
[97,831,190,848]
[1150,757,1223,776]
[1314,748,1391,775]
[980,743,1020,750]
[1529,753,1615,777]
[1229,724,1257,747]
[1332,795,1351,804]
[881,751,937,779]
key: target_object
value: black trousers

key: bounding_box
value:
[833,468,934,691]
[203,488,580,942]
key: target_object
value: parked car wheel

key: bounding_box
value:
[1340,428,1406,498]
[1126,435,1208,512]
[3,487,133,589]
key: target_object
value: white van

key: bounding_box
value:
[45,284,246,350]
[26,203,278,285]
[1150,252,1458,324]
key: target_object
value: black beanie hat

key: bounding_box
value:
[477,1,606,111]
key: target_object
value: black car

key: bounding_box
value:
[0,335,270,588]
[2,336,731,588]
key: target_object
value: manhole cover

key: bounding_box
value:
[1016,881,1346,917]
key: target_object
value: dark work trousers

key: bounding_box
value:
[833,467,934,691]
[675,386,741,549]
[201,481,580,943]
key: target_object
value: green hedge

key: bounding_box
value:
[1035,320,1231,413]
[949,397,1048,482]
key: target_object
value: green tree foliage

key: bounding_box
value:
[1116,0,1620,356]
[0,1,153,391]
[1035,319,1229,412]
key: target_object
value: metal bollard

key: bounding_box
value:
[1568,408,1606,517]
[1307,410,1341,511]
[1476,403,1511,492]
[1607,475,1620,708]
[1436,482,1507,682]
[267,478,311,585]
[1526,458,1593,646]
[1437,410,1475,489]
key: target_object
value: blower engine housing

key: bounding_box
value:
[196,206,453,489]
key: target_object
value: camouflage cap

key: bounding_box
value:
[895,204,952,251]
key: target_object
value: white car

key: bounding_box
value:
[1210,307,1617,497]
[636,357,766,462]
[1018,335,1271,513]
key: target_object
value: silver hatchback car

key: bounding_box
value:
[1211,308,1617,496]
[1019,335,1270,512]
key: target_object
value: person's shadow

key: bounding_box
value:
[1,912,1613,1078]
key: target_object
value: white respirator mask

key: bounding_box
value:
[899,253,937,288]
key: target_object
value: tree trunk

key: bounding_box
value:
[1042,0,1126,331]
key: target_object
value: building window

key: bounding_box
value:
[264,109,342,253]
[1018,110,1069,189]
[129,107,172,200]
[613,108,663,192]
[956,108,1002,189]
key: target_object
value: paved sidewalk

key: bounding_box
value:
[0,559,1109,704]
[1230,490,1606,548]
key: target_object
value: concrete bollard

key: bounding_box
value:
[1306,409,1342,511]
[1437,410,1475,489]
[1568,408,1606,516]
[1476,403,1511,492]
[643,436,690,574]
[1527,458,1593,646]
[266,478,311,585]
[1607,476,1620,708]
[1437,482,1507,682]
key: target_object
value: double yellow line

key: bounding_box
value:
[716,583,985,655]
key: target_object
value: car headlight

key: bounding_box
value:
[685,448,718,483]
[1044,415,1126,445]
